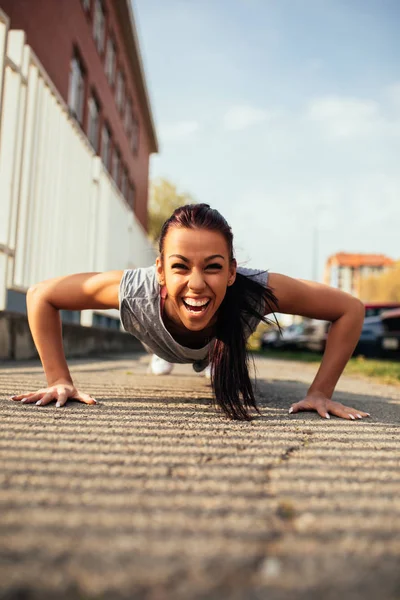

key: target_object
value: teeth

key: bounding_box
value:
[183,298,209,307]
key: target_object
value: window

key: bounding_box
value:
[108,146,113,173]
[68,53,85,125]
[127,181,136,210]
[121,166,128,198]
[101,123,111,169]
[124,97,132,135]
[82,0,91,11]
[111,147,120,185]
[93,0,105,54]
[87,93,101,152]
[115,70,125,113]
[131,116,139,154]
[105,36,116,86]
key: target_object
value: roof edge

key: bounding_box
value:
[122,0,158,154]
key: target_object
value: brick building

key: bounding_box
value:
[0,0,158,230]
[324,252,395,298]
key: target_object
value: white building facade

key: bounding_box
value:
[0,12,156,339]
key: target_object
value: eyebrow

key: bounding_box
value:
[168,254,225,262]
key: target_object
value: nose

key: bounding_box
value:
[187,269,206,292]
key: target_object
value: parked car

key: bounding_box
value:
[353,308,400,358]
[353,315,384,358]
[302,319,331,353]
[261,323,308,351]
[380,308,400,358]
[364,302,400,318]
[260,329,280,349]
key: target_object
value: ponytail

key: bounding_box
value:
[210,272,280,421]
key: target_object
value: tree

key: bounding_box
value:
[148,178,196,242]
[359,262,400,301]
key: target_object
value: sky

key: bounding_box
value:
[133,0,400,281]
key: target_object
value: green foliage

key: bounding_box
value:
[148,177,196,242]
[247,321,283,351]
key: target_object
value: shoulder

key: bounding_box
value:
[237,266,269,287]
[119,265,158,301]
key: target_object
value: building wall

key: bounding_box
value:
[0,0,153,230]
[324,253,395,298]
[0,25,157,321]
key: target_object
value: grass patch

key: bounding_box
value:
[253,349,322,362]
[345,356,400,385]
[255,349,400,386]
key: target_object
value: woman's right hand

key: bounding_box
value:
[10,380,97,408]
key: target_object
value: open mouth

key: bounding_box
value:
[182,298,211,314]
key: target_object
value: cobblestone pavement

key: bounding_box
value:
[1,353,399,600]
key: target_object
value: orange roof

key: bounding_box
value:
[326,252,395,268]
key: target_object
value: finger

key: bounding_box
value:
[327,405,360,420]
[348,410,371,420]
[289,402,311,414]
[11,390,45,401]
[75,392,97,405]
[10,394,27,401]
[55,392,69,408]
[342,406,371,419]
[20,392,47,404]
[35,391,55,406]
[316,405,331,419]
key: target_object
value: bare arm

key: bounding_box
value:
[26,271,124,386]
[267,273,368,419]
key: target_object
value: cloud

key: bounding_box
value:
[385,82,400,108]
[223,105,269,131]
[159,120,200,142]
[306,96,383,139]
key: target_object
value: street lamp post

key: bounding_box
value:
[312,205,328,282]
[312,224,318,282]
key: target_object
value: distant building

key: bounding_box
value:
[324,253,395,298]
[0,0,158,231]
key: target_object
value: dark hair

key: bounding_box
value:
[159,203,280,421]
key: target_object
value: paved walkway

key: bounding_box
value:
[1,353,399,600]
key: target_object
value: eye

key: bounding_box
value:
[206,263,223,270]
[171,263,189,270]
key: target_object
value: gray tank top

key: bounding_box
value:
[119,265,269,366]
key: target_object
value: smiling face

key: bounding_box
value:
[156,227,236,332]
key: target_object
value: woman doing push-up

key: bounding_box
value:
[10,204,370,421]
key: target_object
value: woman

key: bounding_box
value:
[10,204,370,421]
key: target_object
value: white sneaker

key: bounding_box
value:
[148,354,174,375]
[195,364,211,379]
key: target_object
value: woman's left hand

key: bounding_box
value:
[289,391,371,420]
